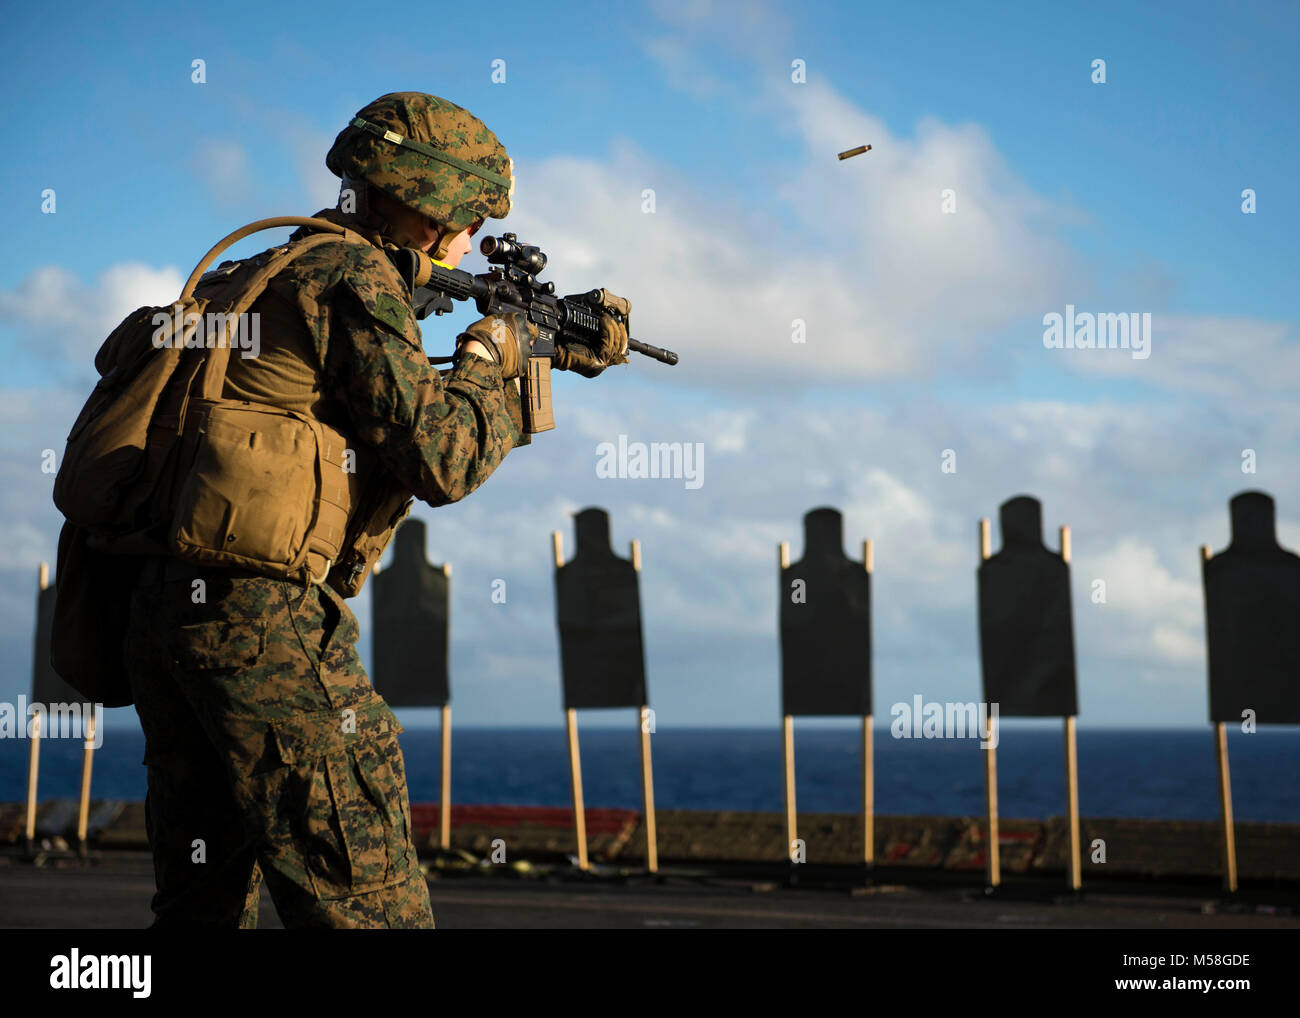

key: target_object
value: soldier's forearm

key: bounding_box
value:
[390,356,524,506]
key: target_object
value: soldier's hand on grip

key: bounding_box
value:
[554,289,631,378]
[456,312,537,381]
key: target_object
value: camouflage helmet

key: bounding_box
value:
[327,92,513,253]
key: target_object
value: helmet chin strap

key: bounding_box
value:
[429,227,456,262]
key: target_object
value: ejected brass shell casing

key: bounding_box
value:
[837,144,872,160]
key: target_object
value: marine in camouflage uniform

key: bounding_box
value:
[125,93,627,928]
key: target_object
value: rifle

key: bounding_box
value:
[390,234,678,435]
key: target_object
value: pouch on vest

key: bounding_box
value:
[168,399,353,584]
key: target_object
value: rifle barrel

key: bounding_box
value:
[629,338,678,365]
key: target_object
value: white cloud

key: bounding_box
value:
[1065,313,1300,400]
[775,90,1084,346]
[1076,537,1204,665]
[488,88,1083,390]
[631,0,1299,406]
[1152,625,1204,664]
[697,409,752,454]
[0,261,183,367]
[504,148,914,385]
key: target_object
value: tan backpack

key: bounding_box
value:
[54,217,362,538]
[50,217,368,704]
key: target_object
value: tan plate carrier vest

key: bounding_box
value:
[54,218,414,598]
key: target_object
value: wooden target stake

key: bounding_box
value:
[76,710,97,853]
[439,563,452,851]
[26,563,48,850]
[438,703,451,850]
[25,708,41,847]
[554,530,589,871]
[979,519,1000,888]
[1202,544,1238,892]
[779,541,797,864]
[630,540,658,873]
[1060,525,1082,890]
[862,539,875,867]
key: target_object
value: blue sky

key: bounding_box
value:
[5,0,1296,317]
[1,0,1298,731]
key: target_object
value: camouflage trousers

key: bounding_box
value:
[124,559,434,929]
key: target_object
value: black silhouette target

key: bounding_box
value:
[555,508,647,710]
[780,508,872,716]
[977,496,1078,716]
[32,581,85,706]
[371,519,450,707]
[1203,491,1300,724]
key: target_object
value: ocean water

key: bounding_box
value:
[4,725,1298,822]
